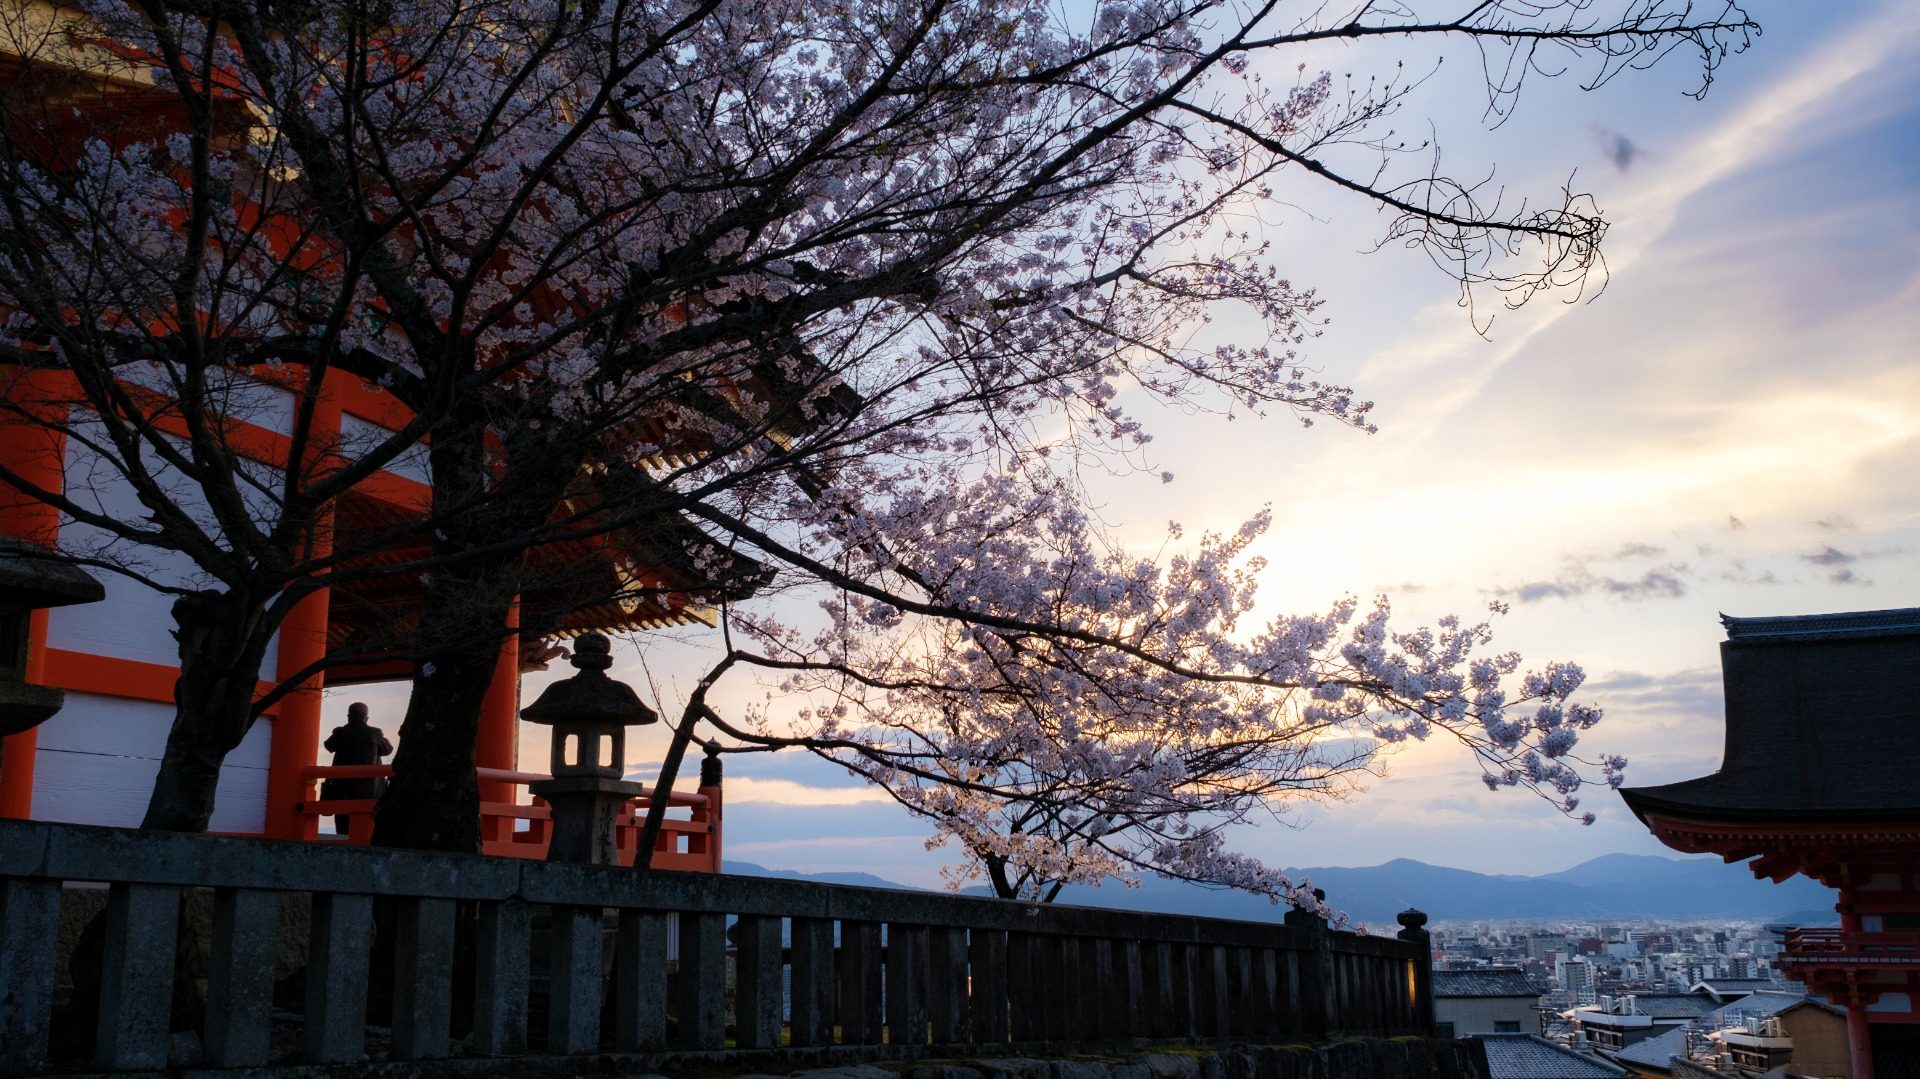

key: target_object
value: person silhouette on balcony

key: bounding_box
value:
[321,702,392,838]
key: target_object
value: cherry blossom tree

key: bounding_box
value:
[0,0,1747,868]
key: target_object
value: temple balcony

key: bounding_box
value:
[1778,928,1920,973]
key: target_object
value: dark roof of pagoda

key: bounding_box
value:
[1620,607,1920,826]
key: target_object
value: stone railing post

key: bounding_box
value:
[0,877,60,1071]
[94,881,179,1069]
[1397,907,1436,1034]
[473,898,531,1056]
[1284,892,1336,1039]
[205,887,279,1066]
[968,927,1009,1044]
[733,914,783,1049]
[789,917,837,1047]
[677,910,727,1050]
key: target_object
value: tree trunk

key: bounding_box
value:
[141,590,275,831]
[372,409,581,852]
[369,569,516,852]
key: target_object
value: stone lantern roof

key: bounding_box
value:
[520,633,659,730]
[0,537,104,610]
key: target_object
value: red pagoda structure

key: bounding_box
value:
[1622,608,1920,1079]
[0,16,775,867]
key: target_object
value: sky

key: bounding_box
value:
[330,0,1920,890]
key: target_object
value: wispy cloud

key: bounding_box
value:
[1494,541,1689,604]
[1497,565,1689,604]
[719,776,895,806]
[1803,544,1856,568]
[1798,542,1902,585]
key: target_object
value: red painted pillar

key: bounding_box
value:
[263,385,340,839]
[0,375,67,818]
[1841,896,1878,1079]
[265,583,330,839]
[475,599,520,842]
[1847,997,1875,1079]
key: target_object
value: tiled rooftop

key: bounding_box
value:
[1434,968,1538,998]
[1609,1024,1689,1069]
[1579,993,1719,1021]
[1480,1034,1628,1079]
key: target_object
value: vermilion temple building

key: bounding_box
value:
[1622,608,1920,1079]
[0,366,743,867]
[0,21,758,866]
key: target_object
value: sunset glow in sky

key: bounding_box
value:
[335,0,1920,888]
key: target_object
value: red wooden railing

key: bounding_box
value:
[1779,927,1920,969]
[296,764,721,871]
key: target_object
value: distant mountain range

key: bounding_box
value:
[724,853,1837,925]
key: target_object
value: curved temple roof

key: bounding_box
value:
[1621,607,1920,826]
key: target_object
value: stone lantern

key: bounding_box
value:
[0,538,103,770]
[520,632,657,864]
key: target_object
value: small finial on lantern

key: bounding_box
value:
[571,632,613,672]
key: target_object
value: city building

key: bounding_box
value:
[1570,994,1720,1053]
[1436,968,1542,1036]
[1609,989,1849,1078]
[1622,608,1920,1078]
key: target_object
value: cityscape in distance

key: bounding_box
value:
[728,852,1840,927]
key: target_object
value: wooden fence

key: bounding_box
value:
[0,818,1433,1073]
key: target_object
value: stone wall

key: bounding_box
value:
[80,1040,1490,1079]
[2,819,1437,1074]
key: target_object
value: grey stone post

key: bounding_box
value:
[1119,939,1146,1040]
[886,923,929,1048]
[96,882,179,1069]
[1204,943,1231,1038]
[1143,939,1175,1037]
[1285,898,1336,1039]
[205,887,279,1066]
[0,877,59,1070]
[1080,937,1111,1040]
[472,897,531,1055]
[1168,942,1197,1038]
[1044,934,1077,1041]
[929,926,970,1044]
[967,927,1008,1044]
[614,908,668,1051]
[839,919,883,1044]
[1006,931,1041,1042]
[547,905,603,1054]
[1397,908,1436,1034]
[391,896,455,1058]
[734,914,784,1049]
[305,891,373,1063]
[676,910,727,1050]
[790,916,836,1046]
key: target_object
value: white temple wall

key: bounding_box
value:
[30,691,272,831]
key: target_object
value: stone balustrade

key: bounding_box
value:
[0,818,1433,1073]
